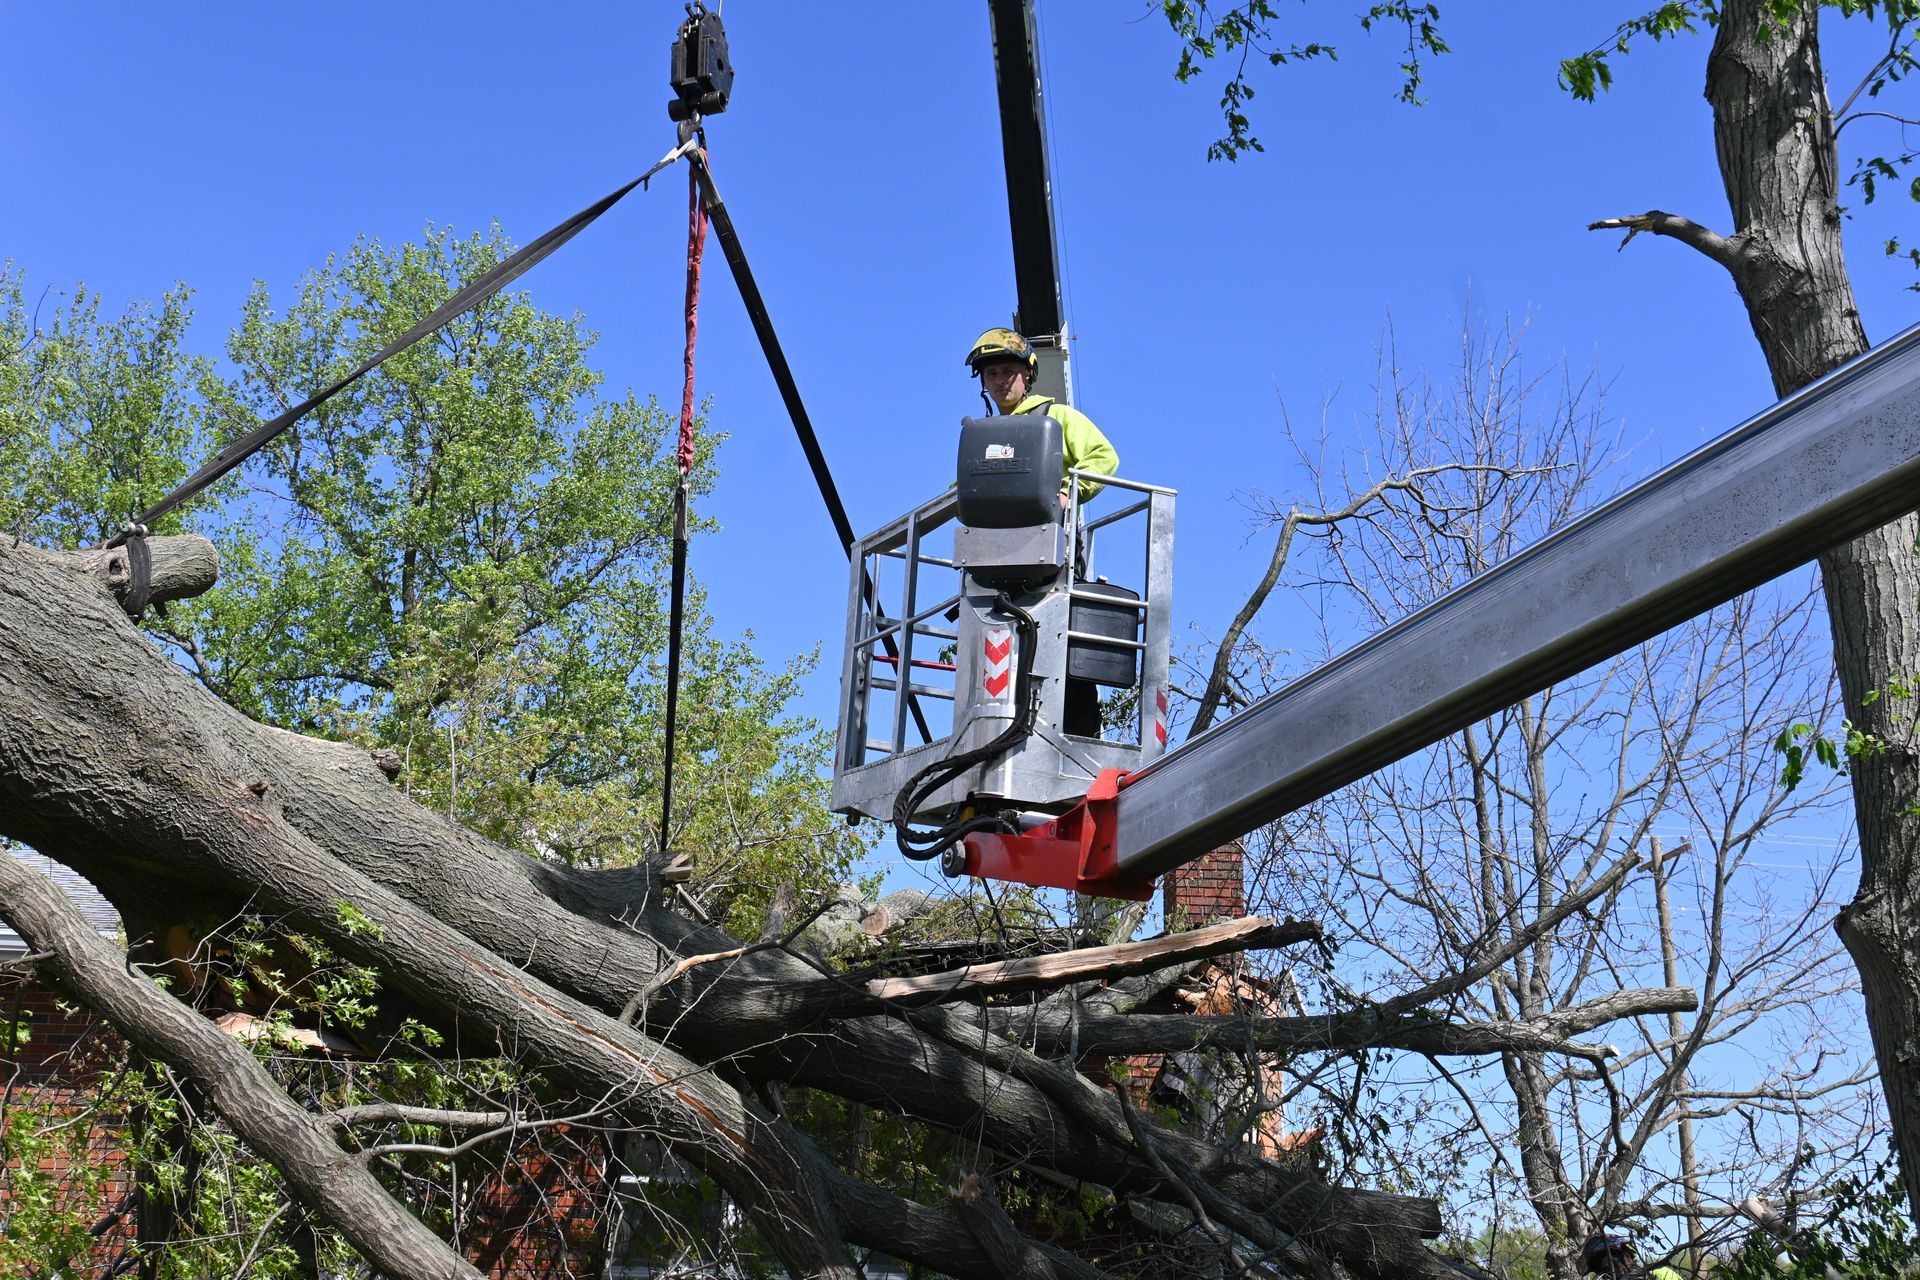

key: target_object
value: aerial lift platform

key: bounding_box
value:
[830,322,1920,899]
[831,412,1176,898]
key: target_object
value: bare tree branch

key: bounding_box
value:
[1587,210,1745,270]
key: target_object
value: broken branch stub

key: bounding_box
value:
[65,534,219,609]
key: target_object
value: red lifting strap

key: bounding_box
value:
[678,151,709,476]
[658,149,710,856]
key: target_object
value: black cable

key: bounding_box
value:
[658,480,691,855]
[114,143,695,540]
[893,592,1040,864]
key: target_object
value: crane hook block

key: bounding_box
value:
[669,4,733,122]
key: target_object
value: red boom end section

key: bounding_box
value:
[956,769,1155,902]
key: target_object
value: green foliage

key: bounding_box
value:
[0,263,212,545]
[114,1049,558,1280]
[163,1124,310,1277]
[210,917,385,1033]
[332,899,385,942]
[1775,674,1919,812]
[1360,3,1450,104]
[1559,1,1920,103]
[1161,0,1451,157]
[163,225,860,922]
[1559,2,1706,102]
[0,1098,114,1277]
[1160,0,1920,299]
[1774,717,1859,786]
[1161,2,1342,161]
[1719,1155,1920,1278]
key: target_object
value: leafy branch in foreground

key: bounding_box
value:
[1158,2,1447,160]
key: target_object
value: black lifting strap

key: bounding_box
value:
[116,141,698,542]
[119,523,153,621]
[684,150,936,744]
[659,482,692,854]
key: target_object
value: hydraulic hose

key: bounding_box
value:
[892,592,1040,865]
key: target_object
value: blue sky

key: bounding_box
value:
[5,3,1913,702]
[6,3,1909,800]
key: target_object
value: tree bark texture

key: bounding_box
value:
[0,535,1541,1277]
[66,534,219,611]
[1701,1,1920,1217]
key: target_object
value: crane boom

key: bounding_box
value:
[946,3,1920,899]
[1108,323,1920,878]
[986,0,1072,403]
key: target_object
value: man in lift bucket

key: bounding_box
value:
[964,327,1120,737]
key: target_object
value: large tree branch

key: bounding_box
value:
[58,534,220,611]
[0,854,485,1280]
[0,534,1456,1279]
[998,986,1697,1060]
[949,1172,1116,1280]
[1587,210,1746,272]
[897,1003,1431,1277]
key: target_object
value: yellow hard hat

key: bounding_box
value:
[965,327,1037,374]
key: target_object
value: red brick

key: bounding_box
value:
[1163,843,1246,929]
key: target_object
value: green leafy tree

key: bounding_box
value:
[0,239,863,1271]
[167,227,857,926]
[0,264,209,547]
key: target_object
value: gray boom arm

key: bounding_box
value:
[1111,322,1920,880]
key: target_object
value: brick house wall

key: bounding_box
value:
[465,1129,614,1279]
[1107,843,1250,1084]
[1163,842,1246,930]
[0,969,138,1277]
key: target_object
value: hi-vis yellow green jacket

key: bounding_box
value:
[1013,393,1119,502]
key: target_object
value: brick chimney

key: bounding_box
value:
[1163,843,1245,930]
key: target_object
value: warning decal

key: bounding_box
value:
[983,630,1013,699]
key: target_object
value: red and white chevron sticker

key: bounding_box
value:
[982,629,1013,699]
[1153,688,1169,746]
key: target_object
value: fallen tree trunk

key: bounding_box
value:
[0,534,1671,1278]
